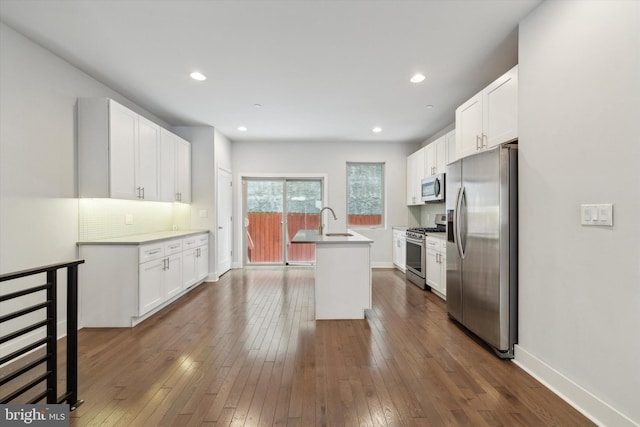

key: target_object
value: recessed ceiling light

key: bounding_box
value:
[425,104,434,109]
[190,71,207,81]
[254,103,262,108]
[372,127,382,133]
[410,73,426,83]
[237,126,248,132]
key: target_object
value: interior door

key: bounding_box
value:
[216,167,233,275]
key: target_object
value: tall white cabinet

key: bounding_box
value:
[78,98,190,203]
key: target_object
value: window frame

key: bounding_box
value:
[345,161,386,229]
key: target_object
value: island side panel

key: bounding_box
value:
[315,242,371,320]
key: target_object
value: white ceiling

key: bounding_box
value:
[0,0,542,144]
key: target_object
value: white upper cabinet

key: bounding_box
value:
[445,129,457,165]
[426,135,447,176]
[455,65,518,159]
[483,66,518,148]
[160,129,191,203]
[107,101,138,199]
[160,129,177,202]
[79,98,189,202]
[406,147,426,206]
[136,116,161,201]
[175,138,191,203]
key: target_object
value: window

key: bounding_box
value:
[347,162,384,227]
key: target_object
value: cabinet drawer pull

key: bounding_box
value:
[147,249,161,255]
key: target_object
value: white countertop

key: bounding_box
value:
[77,229,209,245]
[292,229,373,244]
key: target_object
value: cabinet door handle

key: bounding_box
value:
[476,135,482,150]
[482,133,488,148]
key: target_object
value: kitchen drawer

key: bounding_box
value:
[184,233,207,249]
[164,239,183,255]
[195,233,208,246]
[139,242,164,263]
[426,237,441,250]
[183,236,197,249]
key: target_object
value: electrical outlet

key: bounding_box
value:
[125,214,133,225]
[199,210,208,218]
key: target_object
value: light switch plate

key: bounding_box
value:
[581,203,613,226]
[125,214,133,225]
[596,203,613,226]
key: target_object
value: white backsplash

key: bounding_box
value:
[409,202,445,227]
[79,198,191,241]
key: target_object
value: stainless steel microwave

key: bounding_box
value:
[421,173,445,202]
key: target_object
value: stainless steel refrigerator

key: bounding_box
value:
[446,143,517,358]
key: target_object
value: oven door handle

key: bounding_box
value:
[406,236,425,245]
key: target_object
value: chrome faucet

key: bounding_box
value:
[318,207,337,235]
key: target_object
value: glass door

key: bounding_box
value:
[243,178,323,265]
[244,179,284,264]
[285,180,322,265]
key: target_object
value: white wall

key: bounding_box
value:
[232,140,417,267]
[517,1,640,425]
[0,23,179,351]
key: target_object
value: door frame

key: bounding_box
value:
[238,173,329,267]
[216,166,233,276]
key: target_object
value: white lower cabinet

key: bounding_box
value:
[139,257,165,315]
[182,233,209,288]
[426,236,446,299]
[79,232,208,327]
[392,229,406,272]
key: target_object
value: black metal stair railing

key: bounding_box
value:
[0,259,84,410]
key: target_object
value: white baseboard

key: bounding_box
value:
[371,261,395,269]
[513,344,638,427]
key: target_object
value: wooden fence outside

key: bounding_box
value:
[246,212,381,263]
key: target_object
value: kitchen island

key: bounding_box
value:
[292,229,373,320]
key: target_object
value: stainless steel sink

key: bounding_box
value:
[324,232,353,237]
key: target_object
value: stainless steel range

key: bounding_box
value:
[405,214,446,289]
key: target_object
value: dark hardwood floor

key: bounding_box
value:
[61,267,592,426]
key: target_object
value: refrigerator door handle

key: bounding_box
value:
[456,186,466,259]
